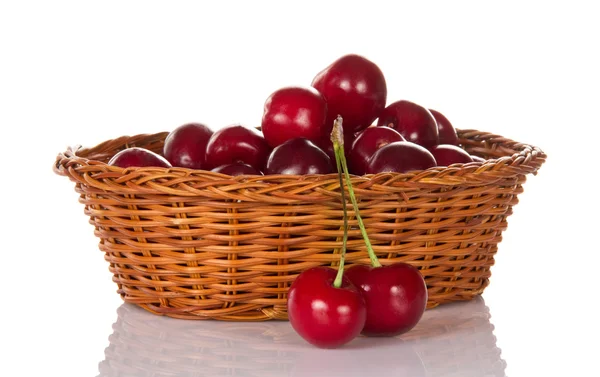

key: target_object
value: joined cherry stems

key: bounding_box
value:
[332,123,350,288]
[331,116,382,273]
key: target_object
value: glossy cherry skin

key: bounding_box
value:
[429,109,459,146]
[429,144,473,166]
[205,124,272,171]
[470,155,486,163]
[262,86,328,147]
[211,162,263,176]
[265,138,333,175]
[163,123,213,169]
[287,266,367,348]
[312,54,387,135]
[345,263,428,337]
[377,100,439,149]
[349,127,405,175]
[366,141,437,174]
[108,147,172,168]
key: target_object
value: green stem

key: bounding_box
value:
[331,116,382,268]
[332,140,349,288]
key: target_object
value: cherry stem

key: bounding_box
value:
[331,116,382,268]
[332,139,349,289]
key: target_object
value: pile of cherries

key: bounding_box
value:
[108,54,484,173]
[106,54,484,348]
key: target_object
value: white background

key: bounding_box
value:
[1,1,599,376]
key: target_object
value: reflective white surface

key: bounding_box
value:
[98,297,504,377]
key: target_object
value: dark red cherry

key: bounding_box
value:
[205,124,272,171]
[211,162,263,176]
[429,109,459,146]
[312,54,387,135]
[429,144,473,166]
[108,147,172,168]
[366,141,437,174]
[348,127,405,175]
[345,263,427,337]
[377,100,439,149]
[287,266,366,348]
[163,123,213,169]
[261,86,328,147]
[265,138,333,175]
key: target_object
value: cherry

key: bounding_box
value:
[377,100,439,149]
[211,162,263,176]
[312,54,387,135]
[330,116,428,338]
[265,138,333,175]
[204,124,272,171]
[344,263,428,337]
[261,86,328,147]
[108,147,172,168]
[287,267,366,348]
[348,127,405,176]
[163,123,213,169]
[366,141,437,174]
[429,109,459,146]
[429,144,473,166]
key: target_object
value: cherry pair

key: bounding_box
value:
[287,117,428,348]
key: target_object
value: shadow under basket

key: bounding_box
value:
[54,129,546,321]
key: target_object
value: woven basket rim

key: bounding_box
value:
[53,128,546,190]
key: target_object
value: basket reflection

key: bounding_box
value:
[407,296,507,377]
[98,296,505,377]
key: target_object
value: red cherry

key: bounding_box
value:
[366,141,437,174]
[265,138,333,175]
[287,266,366,348]
[377,100,439,149]
[261,86,328,147]
[429,144,473,166]
[348,127,405,175]
[205,124,272,171]
[345,263,427,337]
[312,54,387,135]
[163,123,213,169]
[211,162,263,176]
[429,109,459,146]
[471,155,486,163]
[108,147,172,168]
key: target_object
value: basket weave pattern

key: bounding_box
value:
[54,129,546,320]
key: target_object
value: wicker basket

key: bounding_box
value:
[54,129,545,320]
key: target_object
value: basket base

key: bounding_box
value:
[121,285,488,321]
